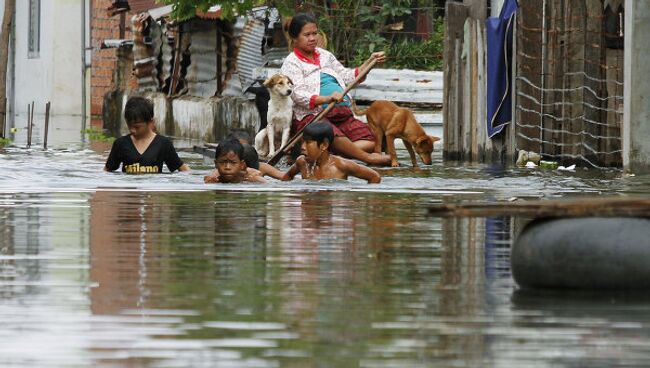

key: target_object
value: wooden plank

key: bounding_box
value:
[470,19,479,162]
[193,145,216,158]
[507,13,517,163]
[464,0,487,20]
[476,19,488,161]
[462,19,471,160]
[444,2,469,159]
[428,197,650,218]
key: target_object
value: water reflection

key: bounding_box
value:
[2,144,650,366]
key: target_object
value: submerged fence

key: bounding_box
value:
[444,0,624,168]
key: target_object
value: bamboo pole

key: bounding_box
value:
[43,101,50,149]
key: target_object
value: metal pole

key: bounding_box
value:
[540,0,547,155]
[43,101,50,149]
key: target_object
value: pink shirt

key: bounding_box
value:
[280,47,358,120]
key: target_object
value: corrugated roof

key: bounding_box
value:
[186,22,219,97]
[127,0,162,13]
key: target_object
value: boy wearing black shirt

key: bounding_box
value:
[104,96,190,173]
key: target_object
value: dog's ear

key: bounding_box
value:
[430,135,441,142]
[263,77,273,88]
[416,136,434,150]
[285,75,294,86]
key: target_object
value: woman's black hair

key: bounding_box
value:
[214,138,244,161]
[287,13,317,39]
[303,122,334,146]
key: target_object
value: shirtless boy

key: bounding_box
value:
[204,138,267,184]
[104,96,190,173]
[282,122,381,184]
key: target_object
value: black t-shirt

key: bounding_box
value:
[105,134,184,173]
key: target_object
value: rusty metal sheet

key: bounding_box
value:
[196,5,222,20]
[186,21,219,97]
[235,18,266,92]
[127,0,162,13]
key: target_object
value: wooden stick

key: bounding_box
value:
[27,102,33,148]
[43,101,51,149]
[267,58,378,166]
[1,97,6,138]
[427,197,650,219]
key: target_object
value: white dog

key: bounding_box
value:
[254,74,293,157]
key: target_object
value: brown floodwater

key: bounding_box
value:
[1,142,650,367]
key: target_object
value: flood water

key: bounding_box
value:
[2,129,650,367]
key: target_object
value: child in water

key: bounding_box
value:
[226,130,285,180]
[204,138,267,183]
[104,96,190,173]
[282,122,381,184]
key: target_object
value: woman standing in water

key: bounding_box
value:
[280,13,391,166]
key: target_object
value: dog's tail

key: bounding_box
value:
[350,98,369,116]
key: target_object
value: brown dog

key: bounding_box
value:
[352,100,440,167]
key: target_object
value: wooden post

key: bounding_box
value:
[27,102,32,147]
[1,97,5,138]
[43,101,50,149]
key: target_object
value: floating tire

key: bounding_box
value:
[512,217,650,289]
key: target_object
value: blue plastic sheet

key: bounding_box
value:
[486,0,519,138]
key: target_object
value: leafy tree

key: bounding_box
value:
[158,0,293,21]
[159,0,443,71]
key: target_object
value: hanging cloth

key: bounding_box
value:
[486,0,519,138]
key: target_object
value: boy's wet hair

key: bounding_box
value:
[303,122,334,146]
[214,138,244,161]
[226,129,252,145]
[242,144,260,169]
[124,96,154,125]
[286,13,317,39]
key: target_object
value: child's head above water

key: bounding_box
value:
[124,96,154,125]
[214,138,246,182]
[302,122,334,162]
[242,143,260,170]
[124,96,155,138]
[226,129,252,145]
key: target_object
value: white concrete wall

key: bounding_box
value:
[3,0,87,146]
[623,0,650,173]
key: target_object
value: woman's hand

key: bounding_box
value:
[329,92,343,104]
[370,51,386,64]
[315,93,343,106]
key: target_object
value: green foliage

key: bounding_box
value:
[352,17,444,71]
[82,128,115,143]
[158,0,293,21]
[157,0,444,71]
[0,137,11,147]
[315,1,443,71]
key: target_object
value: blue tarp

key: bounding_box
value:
[486,0,519,138]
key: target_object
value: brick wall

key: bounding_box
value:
[91,0,132,129]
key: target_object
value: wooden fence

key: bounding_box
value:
[444,0,624,168]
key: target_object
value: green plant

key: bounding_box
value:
[82,128,115,143]
[0,137,11,147]
[159,0,293,21]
